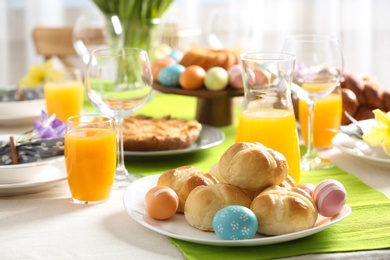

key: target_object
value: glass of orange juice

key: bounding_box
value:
[64,114,117,204]
[299,87,343,149]
[236,53,301,183]
[44,68,84,123]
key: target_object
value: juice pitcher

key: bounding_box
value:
[235,53,301,183]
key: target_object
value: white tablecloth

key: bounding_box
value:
[1,125,390,259]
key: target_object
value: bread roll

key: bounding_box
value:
[279,175,296,189]
[157,166,218,212]
[219,142,289,191]
[208,163,226,183]
[250,186,318,235]
[341,88,359,125]
[184,183,252,231]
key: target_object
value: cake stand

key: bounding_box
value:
[153,82,244,127]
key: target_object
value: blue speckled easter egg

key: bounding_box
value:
[168,49,184,62]
[158,64,185,87]
[212,205,258,240]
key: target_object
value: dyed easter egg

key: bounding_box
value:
[204,67,229,91]
[313,179,346,217]
[227,64,244,89]
[168,49,184,62]
[212,205,258,240]
[179,65,206,90]
[151,57,177,80]
[158,64,186,87]
[144,186,179,220]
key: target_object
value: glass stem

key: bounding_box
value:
[306,98,317,158]
[115,116,128,179]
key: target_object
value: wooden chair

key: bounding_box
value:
[32,27,78,69]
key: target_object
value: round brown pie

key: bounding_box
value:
[122,115,202,151]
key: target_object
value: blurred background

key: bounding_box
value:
[1,0,390,89]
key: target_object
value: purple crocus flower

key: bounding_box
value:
[32,110,66,139]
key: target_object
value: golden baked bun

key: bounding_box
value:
[208,163,226,183]
[184,183,252,231]
[279,175,296,189]
[250,186,318,235]
[219,142,289,191]
[179,48,239,71]
[157,166,218,213]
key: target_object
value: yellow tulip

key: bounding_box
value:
[19,59,63,88]
[362,109,390,155]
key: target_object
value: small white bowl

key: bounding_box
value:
[0,156,64,184]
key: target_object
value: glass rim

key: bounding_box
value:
[240,52,296,62]
[284,34,339,42]
[67,114,114,123]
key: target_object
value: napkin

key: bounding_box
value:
[0,137,64,165]
[169,167,390,260]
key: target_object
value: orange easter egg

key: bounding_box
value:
[179,65,206,90]
[144,186,179,220]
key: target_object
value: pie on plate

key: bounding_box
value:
[123,115,202,152]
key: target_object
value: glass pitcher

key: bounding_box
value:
[235,53,301,183]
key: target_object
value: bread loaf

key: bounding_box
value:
[341,72,390,124]
[157,166,218,213]
[179,48,239,71]
[218,142,289,191]
[250,186,318,235]
[184,183,252,231]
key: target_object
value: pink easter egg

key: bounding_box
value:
[227,64,244,89]
[314,179,347,217]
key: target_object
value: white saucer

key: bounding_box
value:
[0,163,67,196]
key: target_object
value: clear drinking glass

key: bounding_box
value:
[43,67,84,123]
[65,114,117,204]
[72,13,124,64]
[85,48,153,189]
[282,34,344,171]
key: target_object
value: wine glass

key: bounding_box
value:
[85,48,153,188]
[282,34,343,171]
[72,13,124,64]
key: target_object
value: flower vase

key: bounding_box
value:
[121,19,161,61]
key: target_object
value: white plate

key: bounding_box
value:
[123,125,225,158]
[0,99,45,126]
[123,175,351,247]
[333,119,390,168]
[0,156,65,184]
[0,163,67,196]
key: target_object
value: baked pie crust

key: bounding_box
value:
[123,115,202,151]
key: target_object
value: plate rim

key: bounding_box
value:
[123,174,352,247]
[123,124,225,157]
[0,163,66,193]
[333,119,390,165]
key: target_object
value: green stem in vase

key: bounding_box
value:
[92,0,173,59]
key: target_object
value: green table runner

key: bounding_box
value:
[123,93,390,259]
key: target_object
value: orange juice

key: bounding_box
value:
[299,93,342,148]
[236,109,301,183]
[65,128,117,203]
[44,81,84,123]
